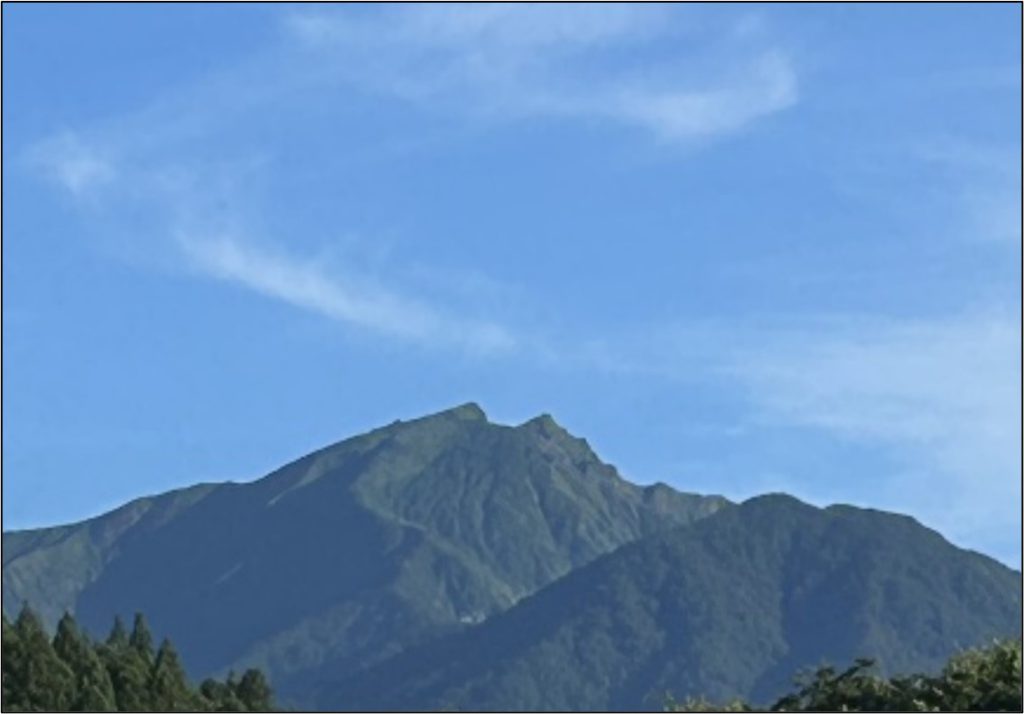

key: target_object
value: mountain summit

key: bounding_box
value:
[2,404,727,706]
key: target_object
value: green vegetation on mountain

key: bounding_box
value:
[667,639,1022,712]
[3,404,1020,711]
[1,606,272,712]
[326,495,1021,711]
[2,404,726,707]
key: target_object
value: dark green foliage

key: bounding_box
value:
[99,618,153,712]
[53,613,117,711]
[0,610,273,712]
[667,640,1023,712]
[234,669,274,712]
[4,604,76,711]
[769,658,909,711]
[199,673,247,712]
[330,495,1021,711]
[148,639,198,711]
[97,613,145,710]
[3,614,17,705]
[129,613,155,665]
[195,671,274,712]
[921,639,1023,712]
[665,695,751,712]
[105,616,128,648]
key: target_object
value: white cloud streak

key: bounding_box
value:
[915,138,1022,247]
[609,51,797,141]
[179,233,518,356]
[29,132,116,197]
[288,4,658,51]
[285,5,798,142]
[721,313,1022,557]
[544,311,1021,563]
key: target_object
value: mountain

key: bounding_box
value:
[2,403,727,707]
[325,494,1022,711]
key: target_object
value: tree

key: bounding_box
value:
[665,640,1023,713]
[129,613,155,664]
[234,668,274,712]
[769,658,907,711]
[148,639,198,711]
[921,639,1023,712]
[52,613,117,711]
[2,613,20,708]
[99,616,152,712]
[199,674,245,712]
[2,609,275,712]
[106,616,129,649]
[664,694,750,712]
[5,604,76,711]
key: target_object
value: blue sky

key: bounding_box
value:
[2,4,1021,565]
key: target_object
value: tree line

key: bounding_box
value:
[4,600,1018,713]
[666,639,1022,712]
[2,605,273,712]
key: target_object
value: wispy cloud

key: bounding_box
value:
[608,51,797,141]
[546,310,1020,562]
[914,138,1022,247]
[287,4,659,52]
[721,312,1021,555]
[29,132,115,197]
[285,5,798,142]
[178,233,518,355]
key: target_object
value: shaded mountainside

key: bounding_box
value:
[2,403,727,707]
[327,494,1022,712]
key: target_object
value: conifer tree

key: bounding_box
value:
[148,639,198,711]
[53,612,117,711]
[6,604,75,711]
[235,668,274,712]
[99,615,152,712]
[2,609,275,712]
[2,613,20,708]
[199,676,246,712]
[106,616,129,649]
[129,612,155,664]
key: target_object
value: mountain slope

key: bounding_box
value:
[2,403,727,707]
[328,494,1022,711]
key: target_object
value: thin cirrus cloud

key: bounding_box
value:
[177,233,520,356]
[564,311,1021,563]
[285,5,799,142]
[608,51,797,141]
[28,132,116,197]
[720,312,1022,556]
[914,138,1023,247]
[287,3,663,50]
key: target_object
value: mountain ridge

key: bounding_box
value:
[4,404,1019,710]
[325,493,1021,711]
[2,403,729,707]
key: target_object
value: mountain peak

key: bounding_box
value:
[518,412,563,435]
[436,402,488,422]
[741,492,811,510]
